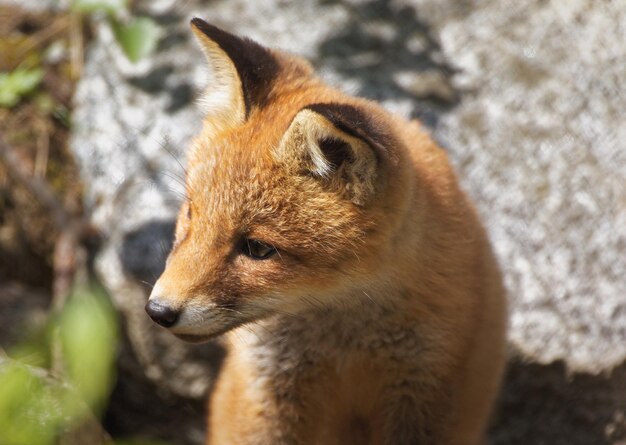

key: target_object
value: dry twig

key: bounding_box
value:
[0,137,72,230]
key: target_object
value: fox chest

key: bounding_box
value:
[206,312,428,445]
[209,342,389,445]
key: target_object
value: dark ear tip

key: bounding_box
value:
[190,17,208,29]
[189,18,233,44]
[190,17,221,36]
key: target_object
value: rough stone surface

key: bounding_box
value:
[69,6,222,399]
[433,0,626,374]
[21,0,621,442]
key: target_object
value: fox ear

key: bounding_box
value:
[276,103,394,206]
[190,18,280,132]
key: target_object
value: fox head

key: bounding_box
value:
[146,19,412,342]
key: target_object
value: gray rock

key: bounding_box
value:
[432,0,626,373]
[70,4,220,399]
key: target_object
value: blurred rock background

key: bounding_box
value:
[1,0,624,444]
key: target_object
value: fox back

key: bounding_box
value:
[145,18,507,445]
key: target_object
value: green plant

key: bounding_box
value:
[0,284,118,444]
[110,16,160,63]
[71,0,160,63]
[0,68,44,108]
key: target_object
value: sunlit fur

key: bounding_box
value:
[149,19,507,445]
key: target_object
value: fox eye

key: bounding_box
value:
[242,239,276,260]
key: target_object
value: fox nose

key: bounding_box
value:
[145,299,179,328]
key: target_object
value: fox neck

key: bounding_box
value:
[229,284,406,355]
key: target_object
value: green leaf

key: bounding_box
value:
[70,0,127,15]
[0,363,61,445]
[0,68,44,108]
[0,283,119,444]
[111,17,160,63]
[58,284,119,415]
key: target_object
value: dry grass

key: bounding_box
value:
[0,5,85,289]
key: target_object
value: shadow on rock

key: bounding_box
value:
[104,339,204,445]
[128,65,194,113]
[104,329,225,445]
[112,220,226,444]
[489,358,626,445]
[120,219,176,288]
[317,0,458,125]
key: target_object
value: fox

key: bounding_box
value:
[145,17,507,445]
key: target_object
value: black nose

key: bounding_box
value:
[145,299,179,328]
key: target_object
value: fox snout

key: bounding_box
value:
[145,298,179,328]
[144,292,217,342]
[144,274,256,343]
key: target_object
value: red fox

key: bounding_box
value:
[145,18,507,445]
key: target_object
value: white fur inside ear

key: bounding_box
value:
[303,123,335,177]
[193,29,246,134]
[275,109,378,205]
[275,110,336,175]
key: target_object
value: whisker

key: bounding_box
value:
[139,280,155,289]
[123,177,187,204]
[154,136,197,198]
[158,239,172,258]
[361,290,383,308]
[158,137,189,177]
[269,242,284,262]
[158,170,188,191]
[220,306,246,317]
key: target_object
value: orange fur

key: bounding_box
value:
[147,19,507,445]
